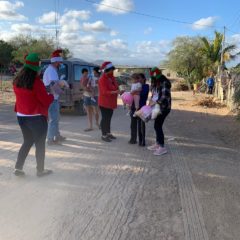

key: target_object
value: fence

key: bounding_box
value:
[0,73,15,104]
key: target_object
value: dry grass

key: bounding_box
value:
[194,96,225,108]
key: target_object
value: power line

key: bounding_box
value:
[84,0,220,29]
[225,27,240,35]
[227,9,240,29]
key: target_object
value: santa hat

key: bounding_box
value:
[101,61,115,72]
[150,67,162,79]
[51,49,63,63]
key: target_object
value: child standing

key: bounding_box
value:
[206,74,215,94]
[80,68,95,131]
[130,73,142,116]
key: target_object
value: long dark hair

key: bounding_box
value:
[151,74,171,91]
[139,73,146,84]
[13,68,37,90]
[151,76,161,90]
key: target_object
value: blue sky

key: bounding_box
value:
[0,0,240,66]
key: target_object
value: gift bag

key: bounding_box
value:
[135,105,152,122]
[50,82,64,95]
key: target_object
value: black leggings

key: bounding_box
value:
[154,111,170,147]
[99,107,113,136]
[16,116,48,172]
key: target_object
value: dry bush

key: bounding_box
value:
[195,97,225,108]
[171,79,189,91]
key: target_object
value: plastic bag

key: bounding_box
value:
[151,103,161,119]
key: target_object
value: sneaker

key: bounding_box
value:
[101,135,112,142]
[147,143,160,151]
[13,169,25,176]
[153,147,167,156]
[84,128,93,132]
[107,134,116,140]
[37,169,53,177]
[55,135,66,142]
[128,139,137,144]
[47,139,62,146]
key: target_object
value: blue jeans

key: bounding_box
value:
[47,100,60,140]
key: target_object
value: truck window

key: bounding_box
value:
[73,65,90,81]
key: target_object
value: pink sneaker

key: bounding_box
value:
[153,147,167,156]
[147,143,160,151]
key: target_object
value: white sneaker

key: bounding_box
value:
[147,143,159,151]
[153,147,167,156]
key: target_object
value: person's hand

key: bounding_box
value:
[119,90,125,95]
[148,100,156,106]
[111,90,119,94]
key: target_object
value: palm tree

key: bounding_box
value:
[200,31,239,74]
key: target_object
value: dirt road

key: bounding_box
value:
[0,92,239,240]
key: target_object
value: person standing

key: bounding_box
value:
[98,61,119,142]
[206,74,215,94]
[147,67,171,156]
[80,68,95,131]
[92,66,101,128]
[13,53,54,177]
[43,49,66,145]
[129,73,149,146]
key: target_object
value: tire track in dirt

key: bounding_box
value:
[168,128,209,240]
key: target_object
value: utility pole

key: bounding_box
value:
[217,26,226,101]
[220,26,226,70]
[55,0,60,49]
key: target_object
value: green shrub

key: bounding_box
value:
[172,79,189,91]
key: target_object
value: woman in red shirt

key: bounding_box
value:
[98,61,119,142]
[13,53,54,177]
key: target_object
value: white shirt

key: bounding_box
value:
[43,64,59,99]
[151,89,159,102]
[131,82,142,92]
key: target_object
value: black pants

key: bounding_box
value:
[16,116,48,172]
[100,106,113,136]
[154,111,170,147]
[208,86,213,94]
[130,116,146,145]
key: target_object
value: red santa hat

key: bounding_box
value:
[101,61,115,72]
[51,49,63,63]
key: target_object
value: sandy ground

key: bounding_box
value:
[0,91,240,240]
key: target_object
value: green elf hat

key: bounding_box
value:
[24,53,41,72]
[150,67,162,79]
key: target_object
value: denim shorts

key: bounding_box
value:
[83,96,98,106]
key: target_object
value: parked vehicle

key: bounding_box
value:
[40,58,99,115]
